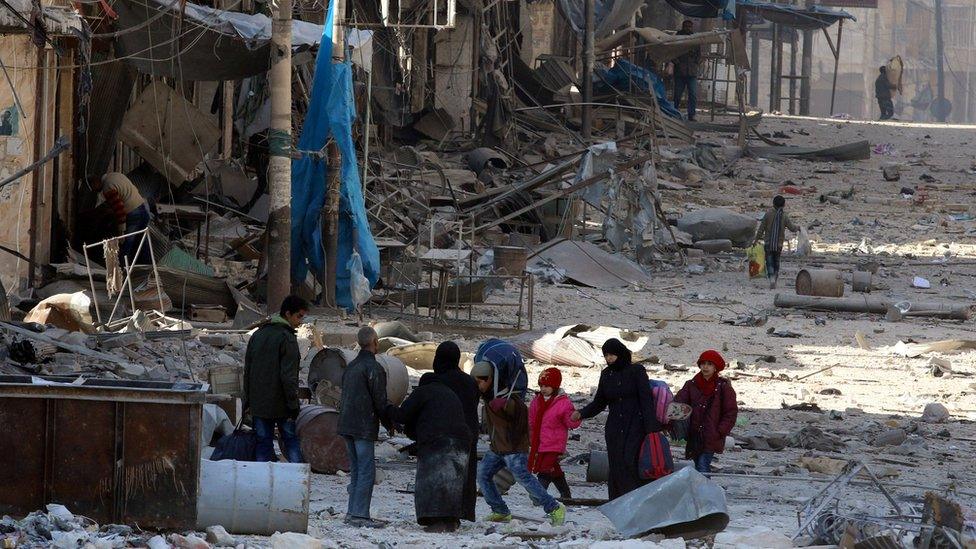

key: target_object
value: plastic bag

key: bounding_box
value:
[796,227,811,256]
[746,244,765,279]
[347,250,371,311]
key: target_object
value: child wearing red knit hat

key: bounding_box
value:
[674,350,738,474]
[528,367,581,498]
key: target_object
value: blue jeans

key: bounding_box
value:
[343,437,376,519]
[122,203,151,265]
[477,451,559,515]
[253,417,302,463]
[694,452,714,474]
[673,76,698,121]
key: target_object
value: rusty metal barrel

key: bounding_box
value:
[304,347,409,407]
[586,451,609,483]
[296,405,349,474]
[795,268,844,297]
[493,245,528,275]
[852,270,872,293]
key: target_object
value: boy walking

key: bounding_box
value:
[528,368,580,499]
[472,361,566,526]
[754,195,799,289]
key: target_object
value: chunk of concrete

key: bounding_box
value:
[270,533,324,549]
[205,525,237,547]
[921,402,950,423]
[676,208,759,248]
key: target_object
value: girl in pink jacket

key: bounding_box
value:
[528,367,582,499]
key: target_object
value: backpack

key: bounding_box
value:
[475,339,528,398]
[648,379,674,426]
[638,432,674,480]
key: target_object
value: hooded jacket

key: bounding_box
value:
[528,390,581,454]
[243,315,300,418]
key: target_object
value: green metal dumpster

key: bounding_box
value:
[0,375,206,529]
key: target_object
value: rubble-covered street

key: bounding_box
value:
[2,0,976,545]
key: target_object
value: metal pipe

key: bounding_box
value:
[828,19,843,116]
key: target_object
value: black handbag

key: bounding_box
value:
[210,419,257,461]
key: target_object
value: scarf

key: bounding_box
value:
[432,341,461,374]
[601,338,632,370]
[693,372,718,398]
[766,207,784,253]
[528,391,561,471]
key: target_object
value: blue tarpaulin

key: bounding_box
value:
[595,60,683,120]
[664,0,736,21]
[291,0,379,310]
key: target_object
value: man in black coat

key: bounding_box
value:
[337,326,395,528]
[396,373,472,532]
[243,295,309,463]
[430,341,480,522]
[876,66,897,120]
[672,20,701,121]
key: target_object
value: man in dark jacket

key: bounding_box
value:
[396,373,472,532]
[876,66,897,120]
[672,20,701,121]
[243,295,308,463]
[337,326,395,528]
[430,341,480,522]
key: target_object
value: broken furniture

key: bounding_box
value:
[0,376,206,529]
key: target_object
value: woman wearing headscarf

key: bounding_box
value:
[396,372,472,532]
[571,338,661,499]
[430,341,480,522]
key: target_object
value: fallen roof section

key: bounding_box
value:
[749,140,870,162]
[528,238,654,289]
[738,0,856,30]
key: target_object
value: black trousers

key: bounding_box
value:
[878,98,894,120]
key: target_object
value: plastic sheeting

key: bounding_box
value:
[594,60,682,119]
[664,0,736,21]
[556,0,645,38]
[599,467,730,539]
[115,0,324,80]
[291,0,380,310]
[737,1,855,30]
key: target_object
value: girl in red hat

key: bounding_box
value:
[528,367,581,498]
[675,350,738,473]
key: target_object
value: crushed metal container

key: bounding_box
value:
[0,375,206,529]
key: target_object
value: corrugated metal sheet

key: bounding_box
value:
[80,60,136,179]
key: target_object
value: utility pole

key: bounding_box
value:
[800,28,813,115]
[267,0,292,313]
[934,0,947,122]
[323,0,345,307]
[581,0,594,139]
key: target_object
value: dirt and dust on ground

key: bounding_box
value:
[4,114,976,548]
[289,115,976,548]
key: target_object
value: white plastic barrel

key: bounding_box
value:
[197,460,311,535]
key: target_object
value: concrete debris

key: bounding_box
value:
[920,402,950,423]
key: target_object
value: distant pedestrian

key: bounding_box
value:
[753,195,799,289]
[528,367,580,499]
[337,326,396,528]
[91,172,150,265]
[674,350,737,474]
[430,341,481,522]
[472,361,567,526]
[572,338,661,500]
[672,20,701,121]
[396,372,472,532]
[876,66,897,120]
[243,295,308,464]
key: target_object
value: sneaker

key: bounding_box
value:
[346,517,386,529]
[548,503,566,526]
[485,512,512,523]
